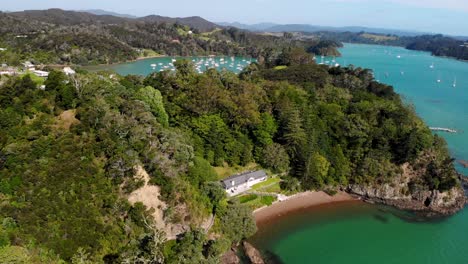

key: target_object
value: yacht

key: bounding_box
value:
[453,77,457,87]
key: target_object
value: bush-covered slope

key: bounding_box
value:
[0,54,462,262]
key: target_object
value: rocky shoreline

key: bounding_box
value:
[346,185,465,217]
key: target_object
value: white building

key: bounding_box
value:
[0,68,17,76]
[0,48,6,51]
[32,70,49,77]
[22,61,35,71]
[221,170,268,196]
[63,67,76,75]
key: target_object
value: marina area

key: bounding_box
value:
[84,56,255,75]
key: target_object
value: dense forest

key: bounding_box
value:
[0,9,340,66]
[308,31,468,60]
[0,44,461,262]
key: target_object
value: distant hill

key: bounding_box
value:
[219,22,427,37]
[82,9,137,19]
[140,15,219,32]
[6,8,218,32]
[217,22,277,31]
[8,8,130,26]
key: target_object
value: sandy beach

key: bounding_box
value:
[254,191,357,223]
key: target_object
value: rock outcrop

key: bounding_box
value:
[221,248,240,264]
[243,241,265,264]
[457,160,468,168]
[347,163,466,217]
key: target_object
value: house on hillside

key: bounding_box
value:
[32,70,49,77]
[63,67,76,75]
[221,170,267,196]
[22,61,35,71]
[0,67,18,76]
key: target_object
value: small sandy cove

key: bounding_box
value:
[254,191,357,223]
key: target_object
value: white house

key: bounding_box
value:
[0,68,17,76]
[63,67,76,75]
[22,61,35,71]
[221,170,268,196]
[32,70,49,77]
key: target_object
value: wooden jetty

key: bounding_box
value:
[429,127,458,133]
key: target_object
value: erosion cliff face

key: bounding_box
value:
[347,163,466,217]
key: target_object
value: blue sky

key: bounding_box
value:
[3,0,468,35]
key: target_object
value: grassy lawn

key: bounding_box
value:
[274,65,288,70]
[197,36,211,41]
[237,194,277,209]
[20,72,45,86]
[200,28,222,36]
[139,49,161,58]
[251,177,280,190]
[238,194,258,203]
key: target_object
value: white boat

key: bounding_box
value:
[397,55,401,59]
[319,56,325,65]
[453,77,457,87]
[430,62,434,69]
[150,64,157,67]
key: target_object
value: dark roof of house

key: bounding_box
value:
[221,170,267,188]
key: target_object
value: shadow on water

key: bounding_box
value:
[238,247,284,264]
[374,204,453,224]
[262,250,285,264]
[373,213,389,223]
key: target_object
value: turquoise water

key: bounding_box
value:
[251,202,468,264]
[335,44,468,174]
[85,56,254,75]
[250,44,468,264]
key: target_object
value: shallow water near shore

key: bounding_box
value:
[250,201,468,264]
[250,44,468,264]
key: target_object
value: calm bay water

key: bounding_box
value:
[250,44,468,264]
[85,56,254,75]
[250,202,468,264]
